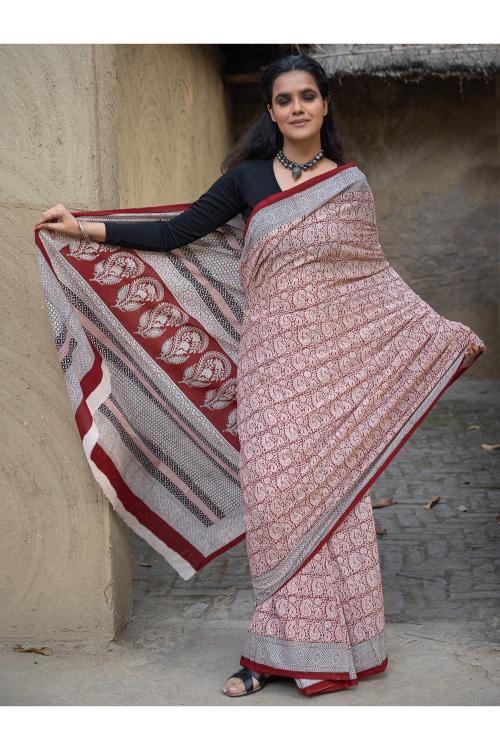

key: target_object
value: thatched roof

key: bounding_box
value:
[302,44,500,81]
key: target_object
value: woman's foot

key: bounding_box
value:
[462,341,486,368]
[223,667,270,696]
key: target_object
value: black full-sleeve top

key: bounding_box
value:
[103,158,283,253]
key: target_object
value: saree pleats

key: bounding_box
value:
[240,488,388,693]
[36,162,484,696]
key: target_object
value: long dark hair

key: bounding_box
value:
[221,53,346,172]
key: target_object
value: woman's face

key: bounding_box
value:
[267,70,328,142]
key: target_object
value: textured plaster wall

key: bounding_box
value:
[0,44,233,642]
[0,45,132,643]
[113,44,233,206]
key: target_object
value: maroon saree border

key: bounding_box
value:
[298,657,389,696]
[239,654,389,688]
[242,161,358,242]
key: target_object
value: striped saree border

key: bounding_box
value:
[240,630,387,680]
[242,161,358,245]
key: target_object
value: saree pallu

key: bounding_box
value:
[35,162,484,696]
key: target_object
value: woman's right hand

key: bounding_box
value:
[34,204,81,239]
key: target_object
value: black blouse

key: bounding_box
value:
[102,158,283,253]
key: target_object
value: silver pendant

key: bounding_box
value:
[292,165,302,180]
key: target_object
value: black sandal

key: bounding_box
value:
[223,667,271,697]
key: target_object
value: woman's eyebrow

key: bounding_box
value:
[274,87,317,98]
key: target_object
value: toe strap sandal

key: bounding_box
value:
[225,666,271,697]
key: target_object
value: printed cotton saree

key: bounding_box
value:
[36,162,484,695]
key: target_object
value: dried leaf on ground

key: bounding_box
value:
[375,526,387,536]
[496,515,500,524]
[423,495,441,510]
[467,424,481,430]
[372,497,398,509]
[12,644,53,656]
[480,443,500,451]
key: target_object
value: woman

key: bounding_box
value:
[34,53,485,698]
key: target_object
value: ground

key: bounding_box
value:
[1,378,499,705]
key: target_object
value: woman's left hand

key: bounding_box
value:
[462,341,486,368]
